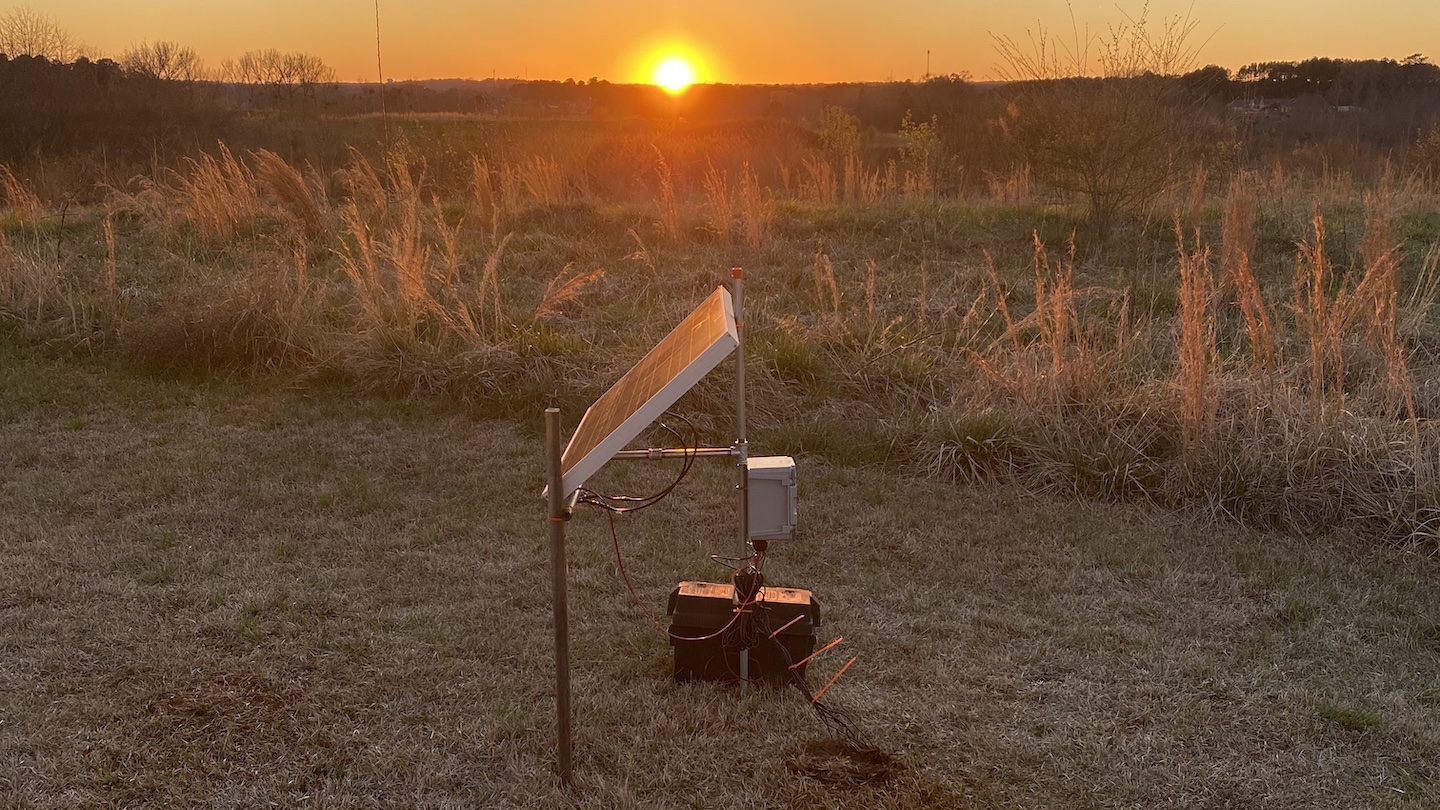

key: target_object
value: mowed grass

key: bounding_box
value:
[3,347,1440,808]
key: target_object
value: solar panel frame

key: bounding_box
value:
[554,286,738,498]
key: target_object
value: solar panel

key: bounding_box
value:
[555,286,738,498]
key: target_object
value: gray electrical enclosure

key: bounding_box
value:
[746,456,797,541]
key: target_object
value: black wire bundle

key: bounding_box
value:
[575,412,698,514]
[760,616,873,748]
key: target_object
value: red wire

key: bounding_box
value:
[607,510,751,643]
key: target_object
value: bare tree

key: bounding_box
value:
[992,3,1209,236]
[221,49,335,86]
[0,6,80,61]
[121,40,206,81]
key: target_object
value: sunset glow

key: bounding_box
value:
[652,56,697,94]
[21,2,1440,87]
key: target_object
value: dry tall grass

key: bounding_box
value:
[739,162,768,252]
[171,144,261,241]
[470,156,500,239]
[986,165,1032,205]
[4,138,1440,549]
[515,155,566,206]
[810,242,841,321]
[251,148,326,236]
[655,147,682,241]
[1,164,44,224]
[1176,224,1217,451]
[801,156,838,205]
[1222,176,1277,380]
[702,162,733,242]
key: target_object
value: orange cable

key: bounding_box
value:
[789,636,843,670]
[768,614,804,639]
[811,656,857,704]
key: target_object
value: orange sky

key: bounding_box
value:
[27,1,1440,84]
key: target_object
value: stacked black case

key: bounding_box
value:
[666,581,819,684]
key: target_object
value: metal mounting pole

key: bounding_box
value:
[545,407,572,786]
[733,268,751,692]
[733,267,749,558]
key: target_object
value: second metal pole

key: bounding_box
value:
[545,408,572,786]
[733,267,749,558]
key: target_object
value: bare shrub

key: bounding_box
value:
[986,165,1032,205]
[993,4,1206,235]
[0,7,81,61]
[121,40,206,81]
[899,112,942,202]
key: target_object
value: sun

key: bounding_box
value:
[652,56,697,94]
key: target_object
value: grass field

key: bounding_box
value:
[6,131,1440,548]
[4,108,1440,807]
[3,344,1439,808]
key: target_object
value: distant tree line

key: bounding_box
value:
[1219,56,1440,104]
[2,0,1439,215]
[0,53,236,168]
[0,8,349,173]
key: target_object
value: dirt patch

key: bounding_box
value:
[785,738,906,786]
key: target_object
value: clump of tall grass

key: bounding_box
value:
[1176,223,1216,451]
[810,241,841,321]
[119,254,325,374]
[335,154,513,343]
[702,162,733,242]
[9,129,1440,551]
[470,156,500,239]
[171,144,261,242]
[800,156,838,205]
[654,147,682,241]
[1221,175,1276,379]
[986,165,1032,205]
[512,155,567,207]
[916,206,1440,549]
[251,149,327,236]
[1,166,45,224]
[739,162,768,252]
[0,226,48,317]
[533,265,605,321]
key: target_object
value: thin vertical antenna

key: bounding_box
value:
[375,0,390,150]
[733,267,748,559]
